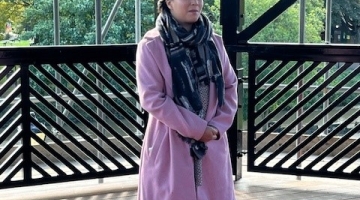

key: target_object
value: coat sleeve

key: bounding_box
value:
[208,36,238,137]
[136,38,207,140]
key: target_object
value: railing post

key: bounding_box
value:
[20,64,32,182]
[296,0,306,181]
[221,0,242,180]
[247,54,256,171]
[95,0,105,184]
[323,0,332,136]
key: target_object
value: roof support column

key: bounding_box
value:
[135,0,141,42]
[95,0,102,44]
[53,0,60,45]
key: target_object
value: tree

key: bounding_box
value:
[331,0,360,43]
[0,0,25,39]
[17,0,221,45]
[247,0,325,43]
[203,0,222,34]
[2,0,33,6]
[20,0,154,45]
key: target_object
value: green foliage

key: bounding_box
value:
[246,0,325,43]
[203,0,222,34]
[2,0,33,6]
[2,0,359,44]
[331,0,360,43]
[332,0,360,27]
[16,0,220,45]
[0,0,25,37]
[20,0,154,45]
[4,0,360,124]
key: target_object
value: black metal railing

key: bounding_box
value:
[230,43,360,180]
[0,45,145,188]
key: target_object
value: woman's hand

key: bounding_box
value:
[199,126,219,142]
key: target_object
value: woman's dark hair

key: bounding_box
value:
[157,0,170,13]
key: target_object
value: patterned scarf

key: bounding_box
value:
[156,10,224,114]
[156,9,225,187]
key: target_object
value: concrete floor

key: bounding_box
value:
[1,162,360,200]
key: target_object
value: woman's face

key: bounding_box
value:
[166,0,203,31]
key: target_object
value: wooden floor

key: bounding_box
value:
[2,159,360,200]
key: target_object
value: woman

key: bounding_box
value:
[135,0,238,199]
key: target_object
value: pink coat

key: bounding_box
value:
[136,28,238,200]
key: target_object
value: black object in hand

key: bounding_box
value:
[190,141,208,160]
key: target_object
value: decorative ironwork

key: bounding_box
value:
[0,45,144,188]
[231,44,360,180]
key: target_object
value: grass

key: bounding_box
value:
[0,40,31,47]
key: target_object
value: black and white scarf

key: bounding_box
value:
[156,10,225,187]
[156,10,225,114]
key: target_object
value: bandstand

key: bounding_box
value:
[1,0,360,199]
